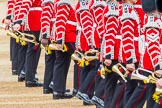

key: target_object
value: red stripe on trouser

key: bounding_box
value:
[116,84,125,108]
[78,66,80,89]
[133,85,146,108]
[86,78,95,93]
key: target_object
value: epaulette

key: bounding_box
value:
[57,0,75,10]
[144,15,160,29]
[120,3,135,21]
[42,0,54,6]
[105,2,119,17]
[90,1,106,9]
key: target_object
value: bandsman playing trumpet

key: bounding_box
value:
[13,0,43,87]
[118,0,146,107]
[103,0,126,107]
[141,0,162,107]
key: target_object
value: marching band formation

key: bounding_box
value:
[1,0,162,108]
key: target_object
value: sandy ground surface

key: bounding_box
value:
[0,1,94,108]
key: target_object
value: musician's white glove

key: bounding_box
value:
[104,59,112,66]
[3,19,11,29]
[41,38,48,47]
[126,63,135,72]
[13,24,20,31]
[156,78,162,89]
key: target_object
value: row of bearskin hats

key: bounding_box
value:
[142,0,162,13]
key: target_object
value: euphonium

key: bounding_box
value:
[71,50,84,61]
[84,49,99,61]
[112,63,129,82]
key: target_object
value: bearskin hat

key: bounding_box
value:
[156,0,162,12]
[142,0,156,13]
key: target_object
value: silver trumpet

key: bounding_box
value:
[84,49,99,61]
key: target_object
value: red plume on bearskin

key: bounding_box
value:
[156,0,162,12]
[142,0,156,13]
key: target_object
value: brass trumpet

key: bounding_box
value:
[6,31,19,39]
[17,31,37,44]
[71,50,84,61]
[48,41,58,50]
[84,49,99,61]
[48,41,67,52]
[112,63,129,82]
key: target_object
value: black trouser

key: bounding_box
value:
[104,60,125,108]
[25,31,41,82]
[94,75,105,99]
[124,80,146,108]
[79,60,99,98]
[124,63,146,108]
[18,44,27,76]
[43,50,55,90]
[53,42,75,93]
[73,62,81,90]
[11,38,19,71]
[110,78,125,108]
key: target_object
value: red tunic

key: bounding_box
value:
[89,0,106,49]
[119,3,140,64]
[75,1,94,51]
[17,0,42,31]
[103,1,120,61]
[54,0,77,44]
[41,0,54,39]
[142,14,162,70]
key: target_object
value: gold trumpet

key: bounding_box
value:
[84,49,99,61]
[6,30,19,39]
[112,63,129,82]
[71,50,84,61]
[48,41,57,50]
[17,31,37,44]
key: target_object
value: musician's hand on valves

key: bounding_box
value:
[13,23,20,31]
[104,59,112,66]
[126,63,135,71]
[56,44,62,50]
[154,70,162,78]
[41,38,48,47]
[156,78,162,89]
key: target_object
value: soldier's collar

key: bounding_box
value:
[123,3,134,9]
[108,1,118,7]
[148,12,161,19]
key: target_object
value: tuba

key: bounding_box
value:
[112,63,129,82]
[84,49,99,61]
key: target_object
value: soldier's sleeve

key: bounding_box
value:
[41,0,54,39]
[104,15,118,60]
[90,2,106,39]
[55,3,70,44]
[6,0,15,20]
[121,8,136,64]
[145,16,161,70]
[16,0,34,24]
[80,10,93,47]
